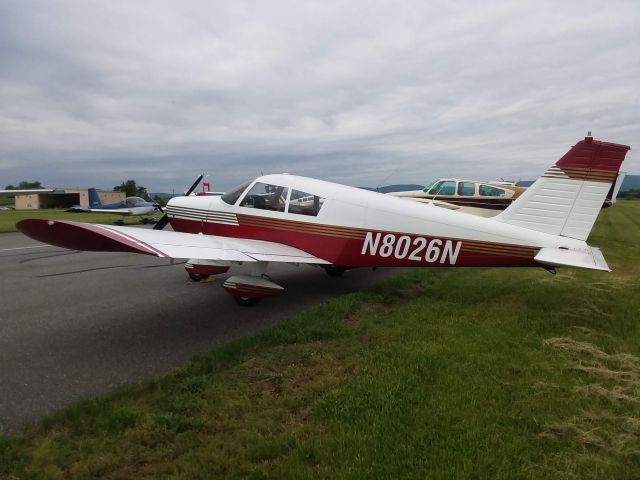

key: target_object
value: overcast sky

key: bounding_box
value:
[1,0,638,193]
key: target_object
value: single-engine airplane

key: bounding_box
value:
[17,136,630,305]
[387,178,527,217]
[68,187,161,224]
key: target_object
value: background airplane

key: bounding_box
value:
[387,178,526,217]
[18,136,631,306]
[67,187,161,224]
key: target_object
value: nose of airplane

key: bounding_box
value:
[154,173,204,230]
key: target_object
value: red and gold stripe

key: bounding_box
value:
[543,166,618,183]
[236,213,367,240]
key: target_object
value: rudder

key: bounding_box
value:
[495,136,630,241]
[88,188,103,208]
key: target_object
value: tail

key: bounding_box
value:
[88,188,103,208]
[495,136,630,241]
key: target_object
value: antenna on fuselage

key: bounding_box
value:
[374,168,398,192]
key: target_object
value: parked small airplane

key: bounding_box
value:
[17,136,630,305]
[389,172,625,217]
[67,188,161,224]
[387,179,527,217]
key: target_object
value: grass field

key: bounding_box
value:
[1,201,639,479]
[0,209,161,233]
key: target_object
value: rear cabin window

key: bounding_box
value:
[288,190,324,216]
[239,182,289,212]
[428,180,455,196]
[221,181,251,205]
[479,185,506,197]
[457,182,476,196]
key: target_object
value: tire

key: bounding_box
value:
[188,273,210,282]
[325,266,347,277]
[235,296,260,306]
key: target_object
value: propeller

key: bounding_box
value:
[154,173,204,230]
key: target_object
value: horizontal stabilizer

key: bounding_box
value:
[534,246,610,271]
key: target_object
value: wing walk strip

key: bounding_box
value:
[542,166,618,182]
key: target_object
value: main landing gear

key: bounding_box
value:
[185,260,285,306]
[185,260,230,282]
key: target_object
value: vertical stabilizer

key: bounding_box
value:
[87,188,103,208]
[495,136,630,241]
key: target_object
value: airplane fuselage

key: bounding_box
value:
[166,174,585,269]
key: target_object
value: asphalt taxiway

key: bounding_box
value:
[0,228,399,432]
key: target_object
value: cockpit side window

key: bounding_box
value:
[288,189,324,216]
[221,181,252,205]
[457,182,476,196]
[239,182,289,212]
[479,185,506,197]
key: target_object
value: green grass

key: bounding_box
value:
[0,209,162,233]
[1,201,639,479]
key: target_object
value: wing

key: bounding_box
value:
[84,207,154,216]
[16,219,329,264]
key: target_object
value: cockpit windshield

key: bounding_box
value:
[422,180,437,192]
[221,181,252,205]
[125,197,146,206]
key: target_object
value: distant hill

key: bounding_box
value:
[361,184,424,193]
[516,180,535,187]
[149,192,175,199]
[621,175,640,191]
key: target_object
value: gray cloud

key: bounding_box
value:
[1,0,638,192]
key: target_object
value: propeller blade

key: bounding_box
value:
[154,214,170,230]
[185,174,204,197]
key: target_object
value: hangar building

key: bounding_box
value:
[14,189,125,210]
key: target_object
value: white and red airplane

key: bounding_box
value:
[17,136,630,305]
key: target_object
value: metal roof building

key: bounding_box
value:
[13,189,125,209]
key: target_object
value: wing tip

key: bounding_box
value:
[16,219,161,256]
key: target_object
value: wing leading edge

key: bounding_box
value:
[16,219,330,264]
